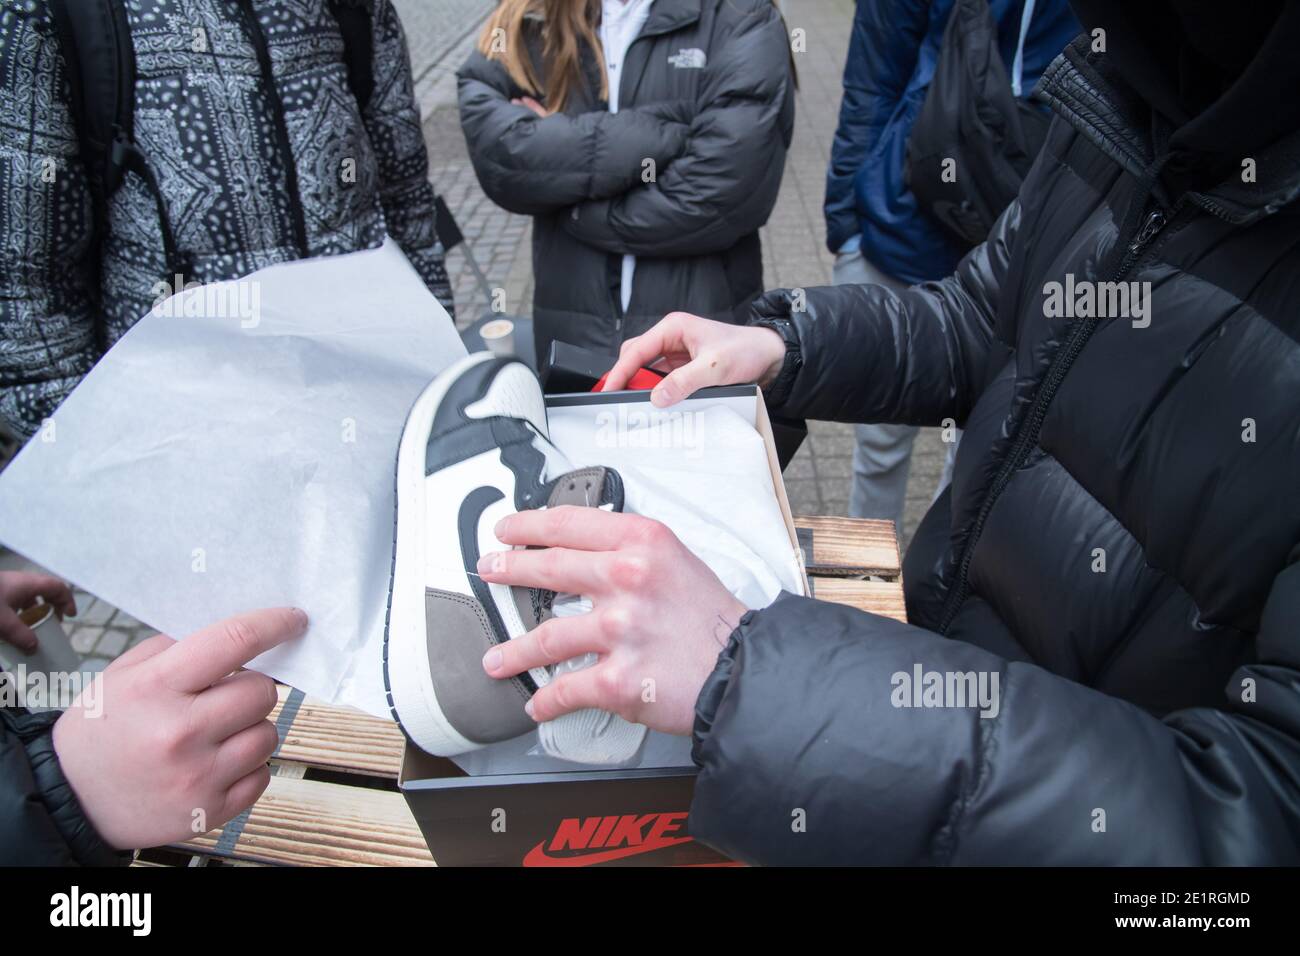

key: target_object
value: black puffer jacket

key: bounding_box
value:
[458,0,794,366]
[0,707,123,865]
[688,28,1300,863]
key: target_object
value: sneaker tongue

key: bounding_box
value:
[532,430,574,484]
[543,465,625,512]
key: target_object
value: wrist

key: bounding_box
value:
[748,316,803,406]
[51,714,124,851]
[754,327,787,389]
[33,712,129,862]
[691,607,754,765]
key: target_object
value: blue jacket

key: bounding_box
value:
[825,0,1078,283]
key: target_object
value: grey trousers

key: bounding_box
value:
[831,249,957,532]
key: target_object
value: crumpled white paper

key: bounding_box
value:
[549,401,804,608]
[0,240,465,717]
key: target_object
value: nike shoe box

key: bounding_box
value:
[399,384,808,866]
[541,340,808,470]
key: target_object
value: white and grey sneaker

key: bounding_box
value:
[384,352,625,756]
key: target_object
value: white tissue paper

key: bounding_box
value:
[0,238,803,773]
[549,400,803,609]
[0,240,466,717]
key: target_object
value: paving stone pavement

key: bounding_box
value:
[3,0,945,662]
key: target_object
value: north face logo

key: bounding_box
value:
[522,812,693,866]
[668,47,706,69]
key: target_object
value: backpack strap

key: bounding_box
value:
[49,0,184,279]
[48,0,135,201]
[329,0,375,113]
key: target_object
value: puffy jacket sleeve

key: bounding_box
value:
[561,0,794,257]
[824,0,929,254]
[1,707,126,866]
[757,197,1016,427]
[689,556,1300,865]
[362,0,455,316]
[0,2,101,440]
[457,51,689,218]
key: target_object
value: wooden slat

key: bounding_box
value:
[269,687,405,779]
[182,776,435,867]
[811,577,907,623]
[794,515,899,578]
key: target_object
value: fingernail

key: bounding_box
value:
[482,648,502,673]
[290,608,309,631]
[494,515,511,538]
[477,553,502,575]
[524,699,536,719]
[650,387,669,407]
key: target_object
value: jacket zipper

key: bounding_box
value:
[935,206,1170,634]
[237,0,309,257]
[608,25,651,333]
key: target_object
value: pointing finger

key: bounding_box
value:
[161,607,307,693]
[106,633,175,671]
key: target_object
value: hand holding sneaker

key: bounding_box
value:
[478,506,747,736]
[383,352,649,761]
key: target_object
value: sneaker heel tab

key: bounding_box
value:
[545,466,625,512]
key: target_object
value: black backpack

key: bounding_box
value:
[47,0,376,277]
[905,0,1049,248]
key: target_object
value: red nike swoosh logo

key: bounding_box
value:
[522,835,695,867]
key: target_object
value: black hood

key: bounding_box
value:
[1069,0,1300,190]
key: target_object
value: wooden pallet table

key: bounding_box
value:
[133,515,902,867]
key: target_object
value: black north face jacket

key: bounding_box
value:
[458,0,795,366]
[688,29,1300,864]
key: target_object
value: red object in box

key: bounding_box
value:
[592,366,666,392]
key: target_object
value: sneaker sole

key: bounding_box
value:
[383,352,500,755]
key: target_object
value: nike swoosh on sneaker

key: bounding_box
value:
[384,352,627,757]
